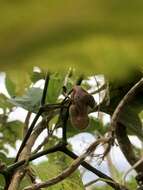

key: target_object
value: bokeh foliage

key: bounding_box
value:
[0,0,143,79]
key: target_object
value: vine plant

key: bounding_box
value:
[0,69,143,190]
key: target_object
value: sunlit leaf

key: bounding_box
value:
[0,120,23,149]
[0,93,13,109]
[33,158,84,190]
[19,176,33,190]
[30,71,45,83]
[0,152,14,165]
[88,116,109,135]
[5,75,16,97]
[46,73,65,103]
[6,70,31,96]
[9,87,43,112]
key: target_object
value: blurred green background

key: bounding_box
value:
[0,0,143,78]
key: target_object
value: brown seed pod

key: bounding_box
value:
[69,85,96,130]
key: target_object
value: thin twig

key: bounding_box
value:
[33,136,49,153]
[23,112,32,137]
[7,119,48,190]
[15,73,50,162]
[84,178,116,188]
[123,157,143,186]
[33,125,54,154]
[23,139,96,190]
[62,148,128,190]
[90,83,106,95]
[84,178,100,187]
[5,142,64,174]
[15,109,43,162]
[111,78,143,174]
[2,138,128,190]
[111,78,143,134]
[63,67,72,87]
[26,167,37,184]
[40,72,50,106]
[23,136,120,190]
[4,137,111,174]
[94,76,100,118]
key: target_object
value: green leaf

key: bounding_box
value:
[88,116,109,135]
[0,120,23,149]
[0,152,14,188]
[28,137,84,190]
[9,87,43,112]
[30,71,45,83]
[66,116,106,138]
[6,120,23,140]
[0,152,14,165]
[66,119,89,138]
[19,176,33,190]
[0,152,7,161]
[6,70,31,96]
[0,93,13,109]
[33,158,84,190]
[46,73,65,103]
[5,75,16,97]
[0,142,8,154]
[0,175,5,189]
